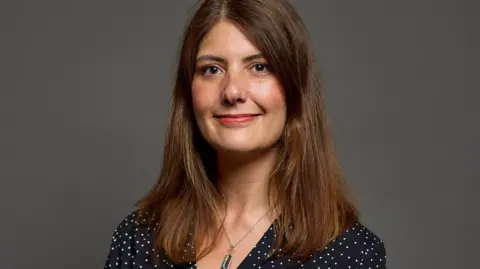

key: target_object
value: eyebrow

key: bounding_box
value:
[195,53,264,64]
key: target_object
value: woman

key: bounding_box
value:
[104,0,387,268]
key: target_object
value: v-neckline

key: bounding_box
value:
[192,221,277,269]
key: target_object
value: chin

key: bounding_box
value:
[213,141,260,153]
[207,135,269,153]
[199,129,281,155]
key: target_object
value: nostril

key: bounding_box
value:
[222,93,247,105]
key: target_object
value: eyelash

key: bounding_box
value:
[200,65,221,75]
[199,63,270,76]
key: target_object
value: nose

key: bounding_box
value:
[221,72,248,105]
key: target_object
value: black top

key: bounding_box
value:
[104,211,387,269]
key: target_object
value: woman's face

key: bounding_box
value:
[191,20,286,154]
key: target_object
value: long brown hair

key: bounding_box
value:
[137,0,358,263]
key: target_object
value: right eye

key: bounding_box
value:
[200,65,223,75]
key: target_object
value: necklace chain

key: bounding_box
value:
[222,209,272,254]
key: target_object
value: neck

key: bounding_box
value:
[216,150,277,221]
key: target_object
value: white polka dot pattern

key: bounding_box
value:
[104,211,387,269]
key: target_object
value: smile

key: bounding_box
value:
[214,114,260,126]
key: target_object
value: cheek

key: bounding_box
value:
[254,80,286,115]
[191,80,215,117]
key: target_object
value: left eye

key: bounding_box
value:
[252,63,267,72]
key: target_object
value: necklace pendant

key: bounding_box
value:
[221,253,232,269]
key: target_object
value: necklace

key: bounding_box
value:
[220,209,272,269]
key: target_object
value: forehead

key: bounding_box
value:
[197,20,261,57]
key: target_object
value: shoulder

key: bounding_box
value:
[108,210,156,247]
[103,210,169,268]
[109,210,154,236]
[333,221,386,259]
[307,221,387,268]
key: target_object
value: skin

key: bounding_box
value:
[191,20,287,269]
[192,21,286,155]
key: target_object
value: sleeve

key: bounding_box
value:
[103,231,123,269]
[103,212,141,269]
[361,241,387,269]
[332,222,388,269]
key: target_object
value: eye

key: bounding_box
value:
[251,63,270,74]
[200,65,223,75]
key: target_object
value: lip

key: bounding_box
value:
[214,114,260,126]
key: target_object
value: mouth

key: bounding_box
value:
[214,113,261,118]
[214,113,261,125]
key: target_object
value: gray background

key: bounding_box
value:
[1,1,477,268]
